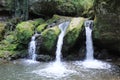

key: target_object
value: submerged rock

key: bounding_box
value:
[36,54,53,62]
[93,0,120,56]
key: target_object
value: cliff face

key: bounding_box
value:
[93,0,120,55]
[29,0,94,17]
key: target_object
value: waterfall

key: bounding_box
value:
[55,22,69,63]
[84,20,94,60]
[28,33,39,61]
[31,22,76,78]
[81,20,111,69]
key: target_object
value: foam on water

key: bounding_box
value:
[76,20,111,69]
[82,60,111,69]
[32,62,76,78]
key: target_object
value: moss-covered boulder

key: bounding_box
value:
[16,21,34,43]
[0,33,19,60]
[36,23,47,33]
[63,17,85,59]
[38,26,60,56]
[15,21,35,49]
[64,18,85,47]
[30,18,45,27]
[93,0,120,56]
[0,22,5,40]
[0,51,16,60]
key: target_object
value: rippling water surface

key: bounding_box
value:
[0,59,120,80]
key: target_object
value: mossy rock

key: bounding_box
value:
[37,25,61,56]
[65,18,85,45]
[36,23,47,33]
[0,42,17,51]
[0,50,15,60]
[41,26,60,53]
[30,18,45,27]
[0,34,17,51]
[63,17,85,52]
[0,50,27,60]
[16,21,35,44]
[4,35,15,43]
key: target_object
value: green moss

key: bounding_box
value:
[5,35,15,43]
[41,26,60,51]
[46,15,61,24]
[16,21,35,44]
[0,43,17,51]
[0,50,17,59]
[36,23,48,33]
[65,17,85,46]
[0,36,17,51]
[31,18,45,27]
[0,51,12,58]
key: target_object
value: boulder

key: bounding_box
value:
[15,21,35,49]
[39,26,60,56]
[63,17,85,59]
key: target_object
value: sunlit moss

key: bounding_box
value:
[41,26,60,51]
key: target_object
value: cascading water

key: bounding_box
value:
[85,20,94,60]
[55,21,69,63]
[32,22,76,78]
[28,33,38,61]
[81,20,111,69]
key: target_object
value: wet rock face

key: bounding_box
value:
[30,0,94,17]
[93,0,120,55]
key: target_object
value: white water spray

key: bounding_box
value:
[55,22,69,63]
[82,20,111,69]
[28,33,39,61]
[85,20,94,60]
